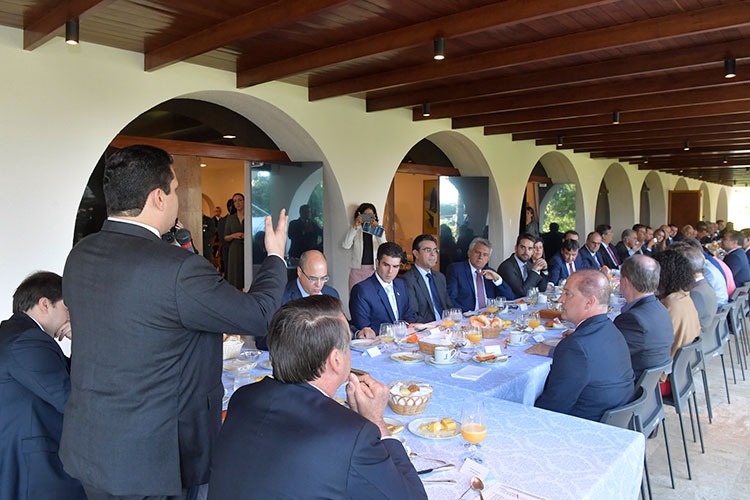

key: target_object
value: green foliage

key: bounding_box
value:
[543,184,577,232]
[308,181,324,228]
[251,170,271,214]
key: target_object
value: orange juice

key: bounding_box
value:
[461,423,487,443]
[467,333,483,344]
[528,319,541,329]
[486,306,499,314]
[442,319,455,328]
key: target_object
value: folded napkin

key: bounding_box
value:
[450,365,491,381]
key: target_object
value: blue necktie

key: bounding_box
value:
[427,273,443,316]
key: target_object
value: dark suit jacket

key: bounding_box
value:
[723,248,750,286]
[579,249,601,269]
[547,253,577,286]
[690,278,718,334]
[535,314,634,421]
[597,243,620,269]
[208,378,427,499]
[60,220,286,495]
[0,313,85,500]
[402,266,452,323]
[613,295,674,382]
[445,261,513,312]
[615,241,635,264]
[350,274,416,332]
[497,255,548,299]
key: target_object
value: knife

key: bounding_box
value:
[417,464,455,475]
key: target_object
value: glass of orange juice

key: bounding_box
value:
[466,325,483,354]
[461,399,487,463]
[441,310,455,329]
[485,297,499,317]
[527,311,541,329]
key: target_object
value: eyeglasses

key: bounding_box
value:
[300,268,330,284]
[421,247,440,254]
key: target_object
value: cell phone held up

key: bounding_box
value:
[362,221,384,238]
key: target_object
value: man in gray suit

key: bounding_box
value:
[402,234,452,323]
[60,145,288,499]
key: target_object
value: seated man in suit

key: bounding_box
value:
[596,224,621,270]
[527,270,634,421]
[0,272,85,500]
[721,230,750,286]
[209,295,427,499]
[612,255,674,382]
[497,234,549,299]
[446,237,513,312]
[670,242,718,334]
[615,228,642,264]
[403,234,452,323]
[547,239,581,286]
[350,242,416,335]
[580,232,605,270]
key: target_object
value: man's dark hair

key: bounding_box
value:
[549,222,559,232]
[595,224,612,237]
[516,233,536,246]
[377,241,403,261]
[696,221,709,233]
[103,145,174,217]
[563,230,579,239]
[561,239,579,252]
[724,230,745,247]
[12,271,63,314]
[267,295,350,384]
[620,255,660,293]
[412,234,437,252]
[654,250,694,297]
[632,223,646,232]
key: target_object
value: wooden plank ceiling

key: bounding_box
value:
[4,0,750,185]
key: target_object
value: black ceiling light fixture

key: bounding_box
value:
[683,140,690,151]
[612,111,620,124]
[725,57,737,79]
[433,37,445,60]
[65,18,79,45]
[556,135,563,147]
[421,102,431,117]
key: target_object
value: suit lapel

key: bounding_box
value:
[376,281,396,322]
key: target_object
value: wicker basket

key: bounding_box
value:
[387,380,432,415]
[418,339,451,355]
[482,326,502,338]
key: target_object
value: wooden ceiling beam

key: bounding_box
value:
[638,160,750,170]
[23,0,111,50]
[590,145,750,158]
[578,140,750,156]
[310,3,750,101]
[454,88,750,129]
[367,38,750,112]
[144,0,348,72]
[413,65,749,121]
[110,136,290,162]
[538,127,750,147]
[237,0,615,88]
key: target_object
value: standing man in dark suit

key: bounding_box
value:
[60,145,288,499]
[402,234,452,323]
[446,237,513,312]
[596,224,621,269]
[209,295,427,499]
[721,230,750,286]
[527,270,634,421]
[548,239,581,286]
[613,255,674,382]
[350,242,416,335]
[580,232,605,270]
[0,272,85,500]
[498,233,549,299]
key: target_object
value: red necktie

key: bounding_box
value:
[568,263,574,276]
[606,245,619,266]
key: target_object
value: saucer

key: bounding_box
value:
[506,340,531,347]
[425,356,461,367]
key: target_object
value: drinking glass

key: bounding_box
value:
[450,308,463,325]
[527,287,539,305]
[527,311,541,329]
[379,323,394,352]
[461,399,487,463]
[485,297,499,317]
[441,310,456,329]
[466,325,483,355]
[495,296,506,313]
[392,321,408,350]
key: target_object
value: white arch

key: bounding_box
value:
[601,163,635,238]
[717,188,729,221]
[538,151,585,235]
[674,178,689,191]
[643,171,667,226]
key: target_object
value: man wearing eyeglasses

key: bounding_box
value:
[402,234,452,323]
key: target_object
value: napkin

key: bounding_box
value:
[450,365,491,381]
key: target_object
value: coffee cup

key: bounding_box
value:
[537,293,548,304]
[433,346,458,364]
[509,331,530,345]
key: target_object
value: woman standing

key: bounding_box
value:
[224,193,246,290]
[342,203,386,291]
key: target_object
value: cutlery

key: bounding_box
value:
[408,451,447,465]
[470,476,485,500]
[417,463,455,475]
[422,479,457,484]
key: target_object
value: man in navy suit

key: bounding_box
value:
[721,230,750,286]
[446,237,513,312]
[616,228,642,264]
[350,242,416,335]
[580,232,605,270]
[613,255,674,382]
[548,239,581,286]
[403,234,452,323]
[527,270,634,421]
[596,224,621,269]
[497,234,549,299]
[209,295,427,499]
[0,272,85,499]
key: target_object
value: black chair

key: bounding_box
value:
[663,339,705,481]
[727,299,747,380]
[729,284,750,363]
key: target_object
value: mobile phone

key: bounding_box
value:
[360,213,375,222]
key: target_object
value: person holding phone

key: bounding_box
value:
[342,203,387,291]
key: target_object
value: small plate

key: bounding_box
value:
[408,418,461,440]
[425,357,462,367]
[390,352,425,364]
[384,417,405,435]
[223,359,257,373]
[259,359,273,370]
[543,338,563,347]
[472,354,509,365]
[351,338,381,348]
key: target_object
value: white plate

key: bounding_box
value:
[384,417,405,435]
[223,359,257,373]
[425,357,462,367]
[472,354,509,365]
[351,338,381,348]
[259,359,273,370]
[408,417,461,440]
[543,338,562,347]
[390,352,425,364]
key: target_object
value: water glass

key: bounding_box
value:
[527,288,539,304]
[379,323,394,352]
[393,321,408,350]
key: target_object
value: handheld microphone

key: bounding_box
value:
[175,228,199,254]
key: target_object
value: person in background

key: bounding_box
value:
[721,230,750,286]
[671,241,718,334]
[596,224,621,270]
[652,227,668,254]
[208,295,427,500]
[654,250,701,359]
[532,237,549,280]
[616,228,641,264]
[497,234,549,299]
[201,213,216,261]
[288,204,322,260]
[0,271,85,500]
[403,234,453,323]
[524,206,540,238]
[216,198,235,276]
[542,222,563,261]
[579,232,605,270]
[342,203,386,291]
[224,193,246,289]
[548,239,581,286]
[446,237,513,311]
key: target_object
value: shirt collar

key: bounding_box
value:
[108,217,161,238]
[296,279,313,298]
[375,272,392,289]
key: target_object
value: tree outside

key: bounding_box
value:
[543,184,577,232]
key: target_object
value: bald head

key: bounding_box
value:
[297,250,329,296]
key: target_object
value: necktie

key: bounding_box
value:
[568,263,574,276]
[426,273,444,316]
[606,245,619,266]
[385,284,399,321]
[475,270,487,309]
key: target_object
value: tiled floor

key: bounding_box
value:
[642,342,750,499]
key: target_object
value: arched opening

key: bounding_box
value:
[537,151,582,236]
[600,163,634,237]
[639,183,651,225]
[717,188,730,221]
[699,182,711,221]
[674,178,689,191]
[643,172,667,226]
[594,180,610,228]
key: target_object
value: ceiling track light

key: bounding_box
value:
[725,57,737,79]
[683,140,690,151]
[644,156,649,164]
[65,18,79,45]
[612,111,620,124]
[556,135,563,147]
[433,37,445,60]
[421,102,431,117]
[723,156,729,164]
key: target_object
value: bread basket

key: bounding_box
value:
[387,380,432,415]
[222,339,244,360]
[418,338,451,356]
[482,326,502,338]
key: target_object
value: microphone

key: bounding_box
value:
[162,231,175,244]
[175,228,199,254]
